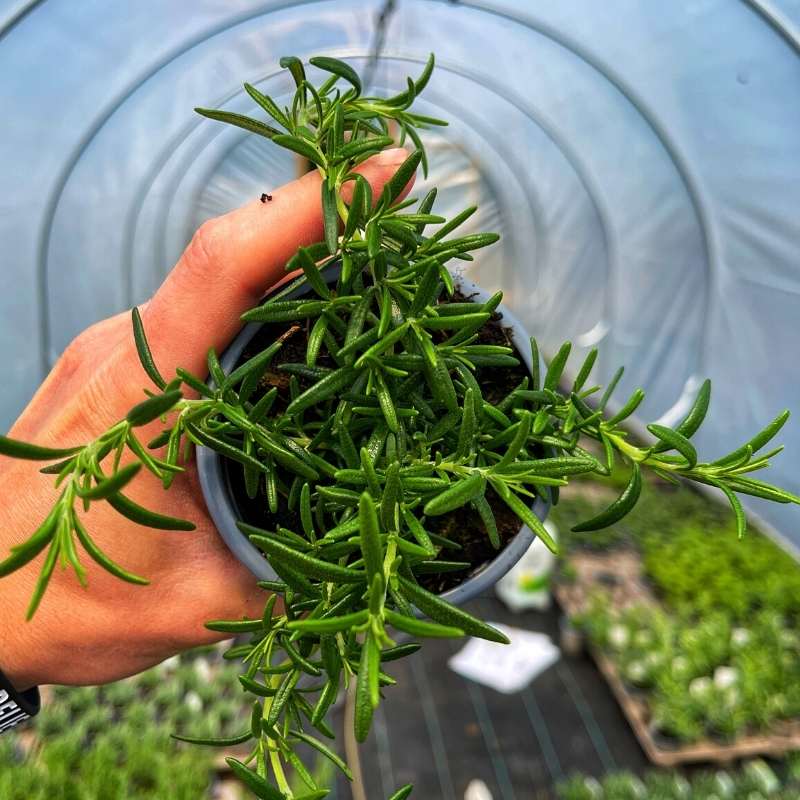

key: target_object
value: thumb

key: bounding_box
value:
[141,148,414,379]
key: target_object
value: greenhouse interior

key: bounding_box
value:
[0,1,799,798]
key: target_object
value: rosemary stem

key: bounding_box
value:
[265,675,291,796]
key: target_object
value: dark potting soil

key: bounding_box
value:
[225,288,531,594]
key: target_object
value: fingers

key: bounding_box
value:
[142,148,415,379]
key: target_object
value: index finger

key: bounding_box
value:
[142,148,415,379]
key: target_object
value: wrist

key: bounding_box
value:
[0,667,40,731]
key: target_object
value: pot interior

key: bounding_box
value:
[220,284,536,596]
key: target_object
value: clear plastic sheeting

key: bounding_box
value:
[0,0,798,548]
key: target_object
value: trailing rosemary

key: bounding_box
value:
[0,54,797,799]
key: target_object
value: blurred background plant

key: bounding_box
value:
[558,469,800,747]
[0,647,247,799]
[557,756,800,800]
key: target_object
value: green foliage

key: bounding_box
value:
[0,736,210,800]
[0,652,239,799]
[641,517,800,621]
[558,473,800,621]
[558,759,797,800]
[0,54,797,799]
[577,596,800,743]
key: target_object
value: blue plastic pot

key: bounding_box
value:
[197,275,549,607]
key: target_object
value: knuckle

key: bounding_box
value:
[183,218,224,277]
[57,331,91,376]
[67,343,140,429]
[55,314,126,379]
[103,344,145,406]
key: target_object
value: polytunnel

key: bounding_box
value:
[0,0,798,550]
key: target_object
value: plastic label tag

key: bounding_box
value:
[448,623,560,694]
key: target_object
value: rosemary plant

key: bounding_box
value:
[0,55,797,799]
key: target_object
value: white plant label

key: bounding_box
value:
[448,623,560,694]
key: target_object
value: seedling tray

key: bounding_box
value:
[554,549,800,767]
[18,647,253,771]
[589,646,800,767]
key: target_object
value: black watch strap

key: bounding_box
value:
[0,667,39,733]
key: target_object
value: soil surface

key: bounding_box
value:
[225,288,531,595]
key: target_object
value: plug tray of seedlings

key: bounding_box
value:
[553,549,800,767]
[20,645,255,772]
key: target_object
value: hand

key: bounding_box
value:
[0,149,413,691]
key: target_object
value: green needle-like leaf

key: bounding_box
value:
[599,366,624,411]
[132,307,166,389]
[26,541,59,619]
[280,55,306,87]
[653,378,710,453]
[647,423,698,468]
[309,55,362,94]
[605,388,645,427]
[495,411,532,469]
[126,390,182,427]
[107,492,196,531]
[572,348,598,393]
[712,409,791,466]
[287,610,370,634]
[397,577,509,644]
[172,730,252,747]
[0,508,59,577]
[286,367,358,415]
[225,758,284,800]
[354,633,379,742]
[572,462,642,532]
[194,107,282,140]
[472,493,500,549]
[187,424,267,474]
[355,323,410,368]
[543,341,571,391]
[423,472,485,516]
[245,524,366,583]
[384,609,463,638]
[273,134,326,166]
[708,478,748,539]
[321,180,339,254]
[381,149,422,207]
[222,341,282,391]
[243,82,291,128]
[72,514,149,585]
[81,463,142,500]
[494,486,557,553]
[291,730,353,780]
[205,618,264,633]
[375,370,399,433]
[359,492,384,581]
[0,435,83,462]
[380,462,401,529]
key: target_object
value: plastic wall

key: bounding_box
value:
[1,0,798,549]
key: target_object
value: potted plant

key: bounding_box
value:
[0,54,798,799]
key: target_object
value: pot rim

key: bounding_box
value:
[197,275,549,607]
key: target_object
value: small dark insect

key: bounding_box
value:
[260,193,273,203]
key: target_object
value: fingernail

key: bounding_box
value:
[375,147,409,165]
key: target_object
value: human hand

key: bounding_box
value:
[0,148,413,691]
